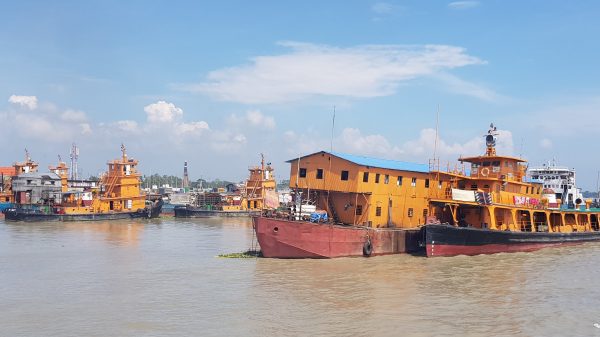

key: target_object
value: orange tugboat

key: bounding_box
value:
[254,125,600,258]
[422,125,600,256]
[253,152,429,258]
[174,154,278,217]
[3,145,162,221]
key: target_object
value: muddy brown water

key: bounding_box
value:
[2,217,600,336]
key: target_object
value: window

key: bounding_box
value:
[438,181,443,189]
[384,174,389,184]
[483,161,491,167]
[411,177,417,187]
[316,169,323,179]
[492,161,500,167]
[483,184,489,189]
[376,206,382,217]
[408,208,414,217]
[423,209,428,217]
[425,179,430,188]
[299,168,307,178]
[341,170,349,181]
[363,172,369,182]
[375,173,380,183]
[356,205,363,215]
[397,176,403,186]
[471,184,478,190]
[526,186,529,194]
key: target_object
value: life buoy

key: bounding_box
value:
[480,167,490,177]
[363,239,373,257]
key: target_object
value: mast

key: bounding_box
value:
[70,143,79,180]
[330,106,336,153]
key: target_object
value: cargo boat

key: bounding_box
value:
[421,125,600,256]
[3,145,162,222]
[253,150,433,258]
[254,124,600,258]
[175,154,277,218]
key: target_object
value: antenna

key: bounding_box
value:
[330,106,336,153]
[70,143,79,180]
[433,105,440,161]
[519,137,524,159]
[597,171,599,200]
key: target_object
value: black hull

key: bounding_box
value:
[423,224,600,257]
[173,205,259,218]
[3,200,163,222]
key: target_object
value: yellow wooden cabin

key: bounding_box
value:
[288,151,436,228]
[245,154,277,210]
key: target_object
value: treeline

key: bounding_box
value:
[583,191,600,198]
[140,174,236,189]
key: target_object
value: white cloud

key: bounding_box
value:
[228,110,276,130]
[3,95,93,142]
[540,138,553,149]
[177,121,210,134]
[246,110,276,129]
[371,2,395,15]
[79,123,93,135]
[61,109,88,123]
[116,120,140,133]
[338,128,400,157]
[448,1,480,9]
[144,100,183,123]
[8,95,38,110]
[209,130,248,151]
[179,42,486,104]
[433,72,504,102]
[285,126,514,165]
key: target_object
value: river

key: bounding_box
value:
[1,217,599,336]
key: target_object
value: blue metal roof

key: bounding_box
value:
[287,151,429,173]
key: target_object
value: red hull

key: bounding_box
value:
[253,216,421,258]
[426,242,583,257]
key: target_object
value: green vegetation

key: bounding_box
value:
[277,179,290,190]
[217,250,262,258]
[140,174,236,189]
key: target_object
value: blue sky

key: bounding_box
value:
[2,1,600,189]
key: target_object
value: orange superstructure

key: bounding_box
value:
[3,145,162,221]
[254,124,600,258]
[288,151,435,228]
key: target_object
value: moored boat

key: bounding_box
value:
[422,124,600,257]
[254,216,421,258]
[254,124,600,258]
[174,154,278,218]
[253,151,432,258]
[3,145,163,222]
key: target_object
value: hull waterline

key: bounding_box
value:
[174,205,260,218]
[424,224,600,257]
[3,200,163,222]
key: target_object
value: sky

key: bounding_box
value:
[2,1,600,189]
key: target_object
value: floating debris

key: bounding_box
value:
[218,250,262,258]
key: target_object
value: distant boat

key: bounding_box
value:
[174,154,278,218]
[3,145,162,221]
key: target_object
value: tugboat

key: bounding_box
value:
[422,124,600,257]
[253,124,600,258]
[3,145,163,221]
[174,154,278,218]
[253,151,430,258]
